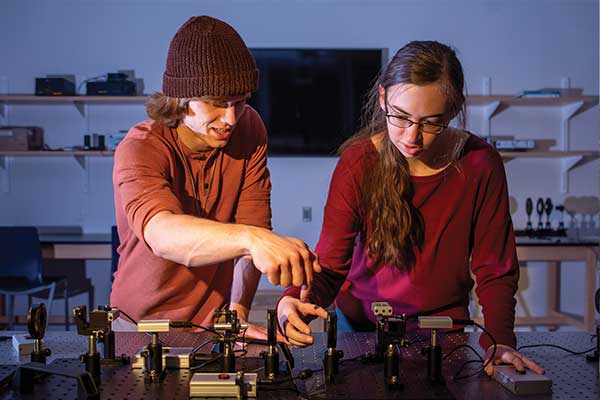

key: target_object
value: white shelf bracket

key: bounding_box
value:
[74,155,90,193]
[482,101,502,141]
[560,101,584,150]
[560,155,585,193]
[0,101,8,125]
[0,155,11,193]
[73,101,87,118]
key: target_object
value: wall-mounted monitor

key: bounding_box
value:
[248,48,385,155]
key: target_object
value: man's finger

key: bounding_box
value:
[267,268,280,286]
[301,252,313,289]
[291,261,305,288]
[279,263,291,288]
[311,251,322,273]
[300,285,310,302]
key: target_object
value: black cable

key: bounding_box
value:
[453,359,484,380]
[169,321,221,336]
[190,353,222,371]
[240,327,248,370]
[191,338,214,355]
[118,309,138,325]
[261,368,322,385]
[260,386,313,400]
[77,74,107,94]
[517,343,596,356]
[442,343,484,362]
[452,320,496,381]
[339,352,375,364]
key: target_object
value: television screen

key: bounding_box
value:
[248,49,384,155]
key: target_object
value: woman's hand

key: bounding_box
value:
[484,344,545,376]
[237,320,289,344]
[277,296,328,347]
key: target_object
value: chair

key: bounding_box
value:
[30,259,94,331]
[29,226,94,331]
[0,226,57,329]
[111,225,120,281]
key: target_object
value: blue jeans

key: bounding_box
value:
[335,307,357,333]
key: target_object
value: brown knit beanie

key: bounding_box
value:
[162,16,258,98]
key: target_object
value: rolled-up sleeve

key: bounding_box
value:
[233,111,272,230]
[113,135,184,244]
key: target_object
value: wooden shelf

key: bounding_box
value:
[1,94,596,107]
[0,150,114,156]
[466,95,598,107]
[0,94,148,104]
[499,150,599,158]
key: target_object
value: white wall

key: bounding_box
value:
[0,0,598,321]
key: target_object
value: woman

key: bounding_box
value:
[277,41,543,376]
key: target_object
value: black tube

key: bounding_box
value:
[221,342,236,373]
[263,346,279,378]
[103,331,115,360]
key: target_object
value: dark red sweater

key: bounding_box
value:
[283,132,518,350]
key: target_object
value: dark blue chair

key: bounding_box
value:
[0,226,57,329]
[29,226,94,331]
[111,225,120,281]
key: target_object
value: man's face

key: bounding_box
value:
[181,93,250,149]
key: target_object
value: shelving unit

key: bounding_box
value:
[0,94,147,116]
[467,94,599,193]
[0,95,145,193]
[0,94,597,193]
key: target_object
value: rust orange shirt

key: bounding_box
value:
[111,105,271,326]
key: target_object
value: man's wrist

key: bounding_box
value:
[238,224,258,256]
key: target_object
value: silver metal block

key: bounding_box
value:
[189,372,257,398]
[493,365,552,396]
[417,316,453,329]
[137,319,170,332]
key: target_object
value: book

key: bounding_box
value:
[519,89,561,98]
[541,87,583,96]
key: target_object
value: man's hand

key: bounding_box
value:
[277,296,328,347]
[484,344,545,376]
[245,227,321,289]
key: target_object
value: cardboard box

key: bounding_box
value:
[0,126,44,150]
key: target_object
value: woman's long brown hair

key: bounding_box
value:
[340,41,467,271]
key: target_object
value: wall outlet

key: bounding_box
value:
[302,206,312,222]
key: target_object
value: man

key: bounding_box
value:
[110,16,319,337]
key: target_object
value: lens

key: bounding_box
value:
[421,123,444,134]
[388,115,411,128]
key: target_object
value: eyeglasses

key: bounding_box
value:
[385,114,447,134]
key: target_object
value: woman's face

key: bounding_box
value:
[379,82,449,159]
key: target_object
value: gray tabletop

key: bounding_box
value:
[0,330,597,399]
